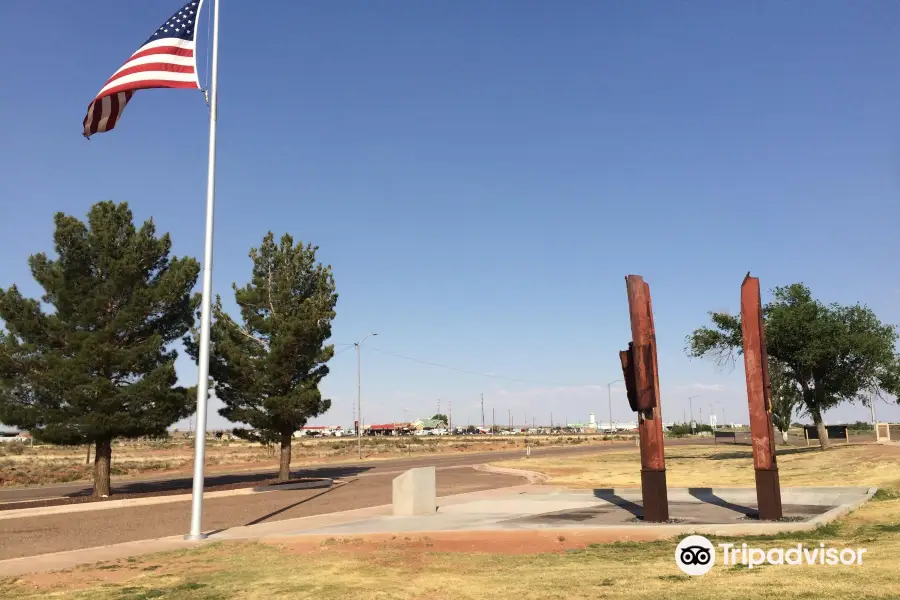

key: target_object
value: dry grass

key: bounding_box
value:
[2,493,899,599]
[492,443,900,491]
[1,444,899,599]
[0,434,622,487]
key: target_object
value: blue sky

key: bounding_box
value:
[2,1,899,431]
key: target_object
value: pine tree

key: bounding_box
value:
[193,232,337,480]
[0,202,200,496]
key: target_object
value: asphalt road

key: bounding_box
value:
[0,439,719,560]
[0,441,642,503]
[0,467,524,560]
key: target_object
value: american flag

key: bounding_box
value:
[83,1,203,138]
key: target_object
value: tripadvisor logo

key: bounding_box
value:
[675,535,716,576]
[675,535,867,575]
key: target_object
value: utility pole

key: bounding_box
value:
[508,409,511,430]
[608,379,623,434]
[449,400,452,432]
[481,393,485,430]
[354,332,377,460]
[492,407,496,433]
[688,395,700,434]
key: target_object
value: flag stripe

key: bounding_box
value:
[108,53,196,81]
[130,36,196,53]
[101,79,199,98]
[82,1,202,138]
[105,62,196,88]
[98,71,198,98]
[104,93,122,132]
[128,45,195,63]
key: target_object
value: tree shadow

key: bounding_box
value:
[69,465,372,498]
[668,446,825,462]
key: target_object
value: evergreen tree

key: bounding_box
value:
[192,232,337,480]
[0,202,199,496]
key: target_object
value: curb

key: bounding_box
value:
[473,463,551,484]
[808,486,878,527]
[0,479,333,521]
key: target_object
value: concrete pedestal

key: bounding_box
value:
[392,466,436,516]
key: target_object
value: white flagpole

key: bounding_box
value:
[186,0,221,541]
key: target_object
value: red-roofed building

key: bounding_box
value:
[365,423,410,436]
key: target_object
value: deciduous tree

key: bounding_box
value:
[687,283,900,449]
[768,358,799,443]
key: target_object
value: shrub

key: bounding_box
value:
[5,442,27,455]
[668,423,693,436]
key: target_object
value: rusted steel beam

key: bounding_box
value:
[740,273,783,521]
[624,275,669,522]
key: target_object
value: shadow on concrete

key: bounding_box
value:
[67,465,373,498]
[592,489,643,518]
[687,488,756,516]
[206,479,357,535]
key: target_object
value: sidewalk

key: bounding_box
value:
[0,484,874,577]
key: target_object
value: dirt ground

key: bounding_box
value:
[0,434,627,487]
[275,529,671,556]
[5,489,900,599]
[493,442,900,490]
[2,444,899,599]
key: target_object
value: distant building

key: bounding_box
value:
[411,418,446,432]
[366,423,410,436]
[294,425,344,437]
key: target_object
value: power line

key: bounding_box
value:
[365,346,593,387]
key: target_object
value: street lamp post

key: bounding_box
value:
[354,332,377,459]
[607,379,623,434]
[687,395,700,435]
